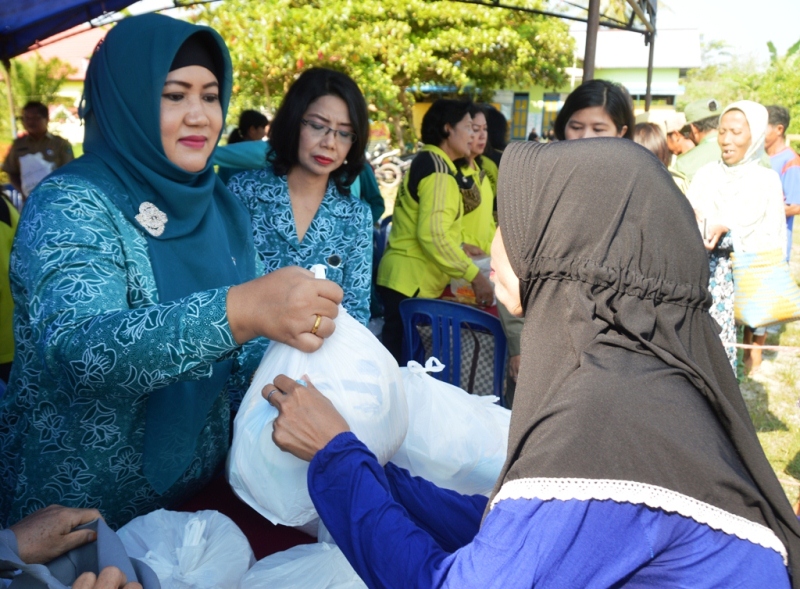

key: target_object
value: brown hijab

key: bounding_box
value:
[490,138,800,584]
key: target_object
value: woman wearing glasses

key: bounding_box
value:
[227,69,372,361]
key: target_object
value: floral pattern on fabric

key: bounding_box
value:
[0,175,265,529]
[708,234,736,372]
[227,167,372,324]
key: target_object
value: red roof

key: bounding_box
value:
[16,25,109,81]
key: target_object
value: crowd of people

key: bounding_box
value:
[2,11,800,589]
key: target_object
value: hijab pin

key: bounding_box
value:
[135,202,168,237]
[326,254,342,268]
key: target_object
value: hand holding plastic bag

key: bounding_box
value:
[228,305,408,527]
[116,510,253,589]
[391,358,511,496]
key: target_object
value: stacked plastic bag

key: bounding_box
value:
[117,509,254,589]
[391,358,511,496]
[228,303,408,527]
[239,544,366,589]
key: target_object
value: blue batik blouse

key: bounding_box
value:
[227,167,372,327]
[0,175,266,529]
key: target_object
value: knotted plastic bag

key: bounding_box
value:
[390,358,511,496]
[116,509,253,589]
[239,543,366,589]
[227,300,408,527]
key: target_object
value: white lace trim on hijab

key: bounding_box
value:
[491,477,788,564]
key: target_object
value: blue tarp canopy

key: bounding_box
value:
[0,0,138,62]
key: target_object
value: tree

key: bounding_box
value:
[195,0,574,146]
[0,55,75,142]
[680,37,800,136]
[10,55,76,107]
[759,39,800,136]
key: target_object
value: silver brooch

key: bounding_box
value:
[135,202,168,237]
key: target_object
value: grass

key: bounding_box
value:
[741,232,800,505]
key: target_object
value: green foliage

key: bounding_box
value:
[681,37,800,135]
[10,54,76,107]
[0,55,76,141]
[195,0,573,145]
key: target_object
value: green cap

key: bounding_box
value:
[683,98,720,124]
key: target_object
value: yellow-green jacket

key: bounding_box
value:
[459,156,497,255]
[377,145,479,298]
[0,196,19,364]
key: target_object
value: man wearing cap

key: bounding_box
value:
[675,98,722,184]
[664,112,695,161]
[765,105,800,260]
[2,101,73,200]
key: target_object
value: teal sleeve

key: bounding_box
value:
[213,141,269,170]
[13,181,243,399]
[358,166,385,223]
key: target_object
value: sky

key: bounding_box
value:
[657,0,800,65]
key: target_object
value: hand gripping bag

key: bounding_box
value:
[390,358,511,496]
[238,543,366,589]
[227,304,408,527]
[116,509,254,589]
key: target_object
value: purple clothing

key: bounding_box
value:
[770,147,800,259]
[309,432,791,589]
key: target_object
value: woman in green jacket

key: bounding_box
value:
[377,100,493,361]
[458,104,497,258]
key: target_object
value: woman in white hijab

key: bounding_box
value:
[687,100,786,374]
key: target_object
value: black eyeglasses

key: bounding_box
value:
[301,119,357,144]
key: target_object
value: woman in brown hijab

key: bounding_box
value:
[260,139,799,588]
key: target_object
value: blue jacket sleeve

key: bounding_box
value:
[308,433,453,588]
[308,433,790,589]
[383,463,486,552]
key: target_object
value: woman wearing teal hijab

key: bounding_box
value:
[0,13,342,529]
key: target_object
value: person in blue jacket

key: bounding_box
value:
[262,139,800,588]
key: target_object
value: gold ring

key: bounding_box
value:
[311,314,322,335]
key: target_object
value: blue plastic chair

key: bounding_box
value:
[399,298,507,406]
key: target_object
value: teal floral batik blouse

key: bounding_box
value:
[227,167,373,327]
[0,175,266,529]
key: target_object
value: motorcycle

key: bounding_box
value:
[369,143,412,189]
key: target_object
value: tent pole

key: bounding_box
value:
[583,0,600,82]
[2,59,17,140]
[644,32,655,112]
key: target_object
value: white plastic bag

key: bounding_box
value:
[391,358,511,496]
[228,305,408,527]
[450,255,494,305]
[117,509,254,589]
[239,543,366,589]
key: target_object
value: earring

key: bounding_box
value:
[344,159,348,164]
